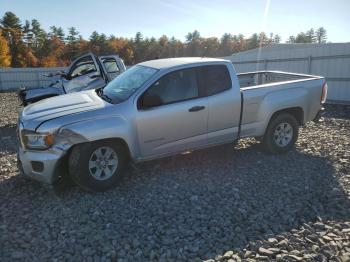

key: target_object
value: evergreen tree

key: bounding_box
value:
[273,34,281,43]
[295,32,309,43]
[169,36,184,58]
[185,30,200,42]
[0,11,21,29]
[31,19,46,56]
[22,20,33,47]
[316,27,327,43]
[287,36,296,43]
[66,27,79,45]
[49,26,65,42]
[306,29,316,43]
[185,30,202,56]
[258,32,268,47]
[0,12,24,66]
[133,32,147,63]
[248,33,259,49]
[219,33,234,56]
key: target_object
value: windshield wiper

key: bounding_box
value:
[96,88,112,103]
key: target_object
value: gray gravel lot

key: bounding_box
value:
[0,92,349,261]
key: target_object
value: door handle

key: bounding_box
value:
[188,106,205,112]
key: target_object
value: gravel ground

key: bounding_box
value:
[0,92,349,261]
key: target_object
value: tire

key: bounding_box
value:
[262,113,299,154]
[68,140,128,192]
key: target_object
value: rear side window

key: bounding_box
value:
[197,65,232,96]
[102,58,120,73]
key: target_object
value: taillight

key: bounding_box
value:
[321,82,328,104]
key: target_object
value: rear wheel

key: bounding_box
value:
[262,113,299,154]
[69,140,128,192]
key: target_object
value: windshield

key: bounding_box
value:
[101,65,158,103]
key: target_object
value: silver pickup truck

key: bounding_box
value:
[17,57,327,191]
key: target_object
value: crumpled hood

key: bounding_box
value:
[23,85,64,103]
[21,90,106,131]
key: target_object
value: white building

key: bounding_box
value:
[223,43,350,104]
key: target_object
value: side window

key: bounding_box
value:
[69,56,97,79]
[141,67,198,108]
[102,58,120,73]
[197,65,232,96]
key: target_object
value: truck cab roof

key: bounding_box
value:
[138,57,229,69]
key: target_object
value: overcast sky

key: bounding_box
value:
[1,0,349,42]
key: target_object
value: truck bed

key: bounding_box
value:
[238,71,322,89]
[237,71,325,138]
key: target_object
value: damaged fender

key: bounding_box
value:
[53,116,137,158]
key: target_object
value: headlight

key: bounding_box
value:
[22,131,54,150]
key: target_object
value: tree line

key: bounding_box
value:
[0,11,327,68]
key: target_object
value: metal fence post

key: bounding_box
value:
[36,70,40,89]
[308,56,312,74]
[264,59,268,70]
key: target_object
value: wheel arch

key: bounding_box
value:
[269,107,304,126]
[69,137,132,160]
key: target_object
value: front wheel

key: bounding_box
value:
[262,113,299,154]
[68,140,128,192]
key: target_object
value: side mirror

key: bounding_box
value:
[55,71,68,79]
[141,94,162,108]
[60,73,68,79]
[62,73,70,80]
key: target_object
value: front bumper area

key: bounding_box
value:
[17,147,65,184]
